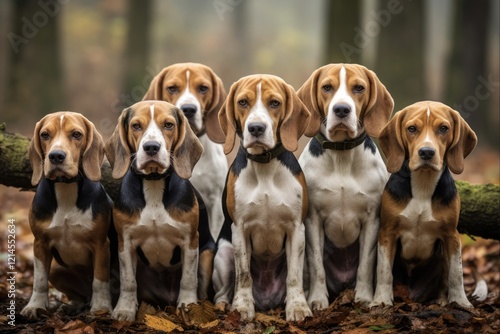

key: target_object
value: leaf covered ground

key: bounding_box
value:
[1,219,498,333]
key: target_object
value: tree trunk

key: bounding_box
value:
[1,124,498,240]
[323,0,362,64]
[118,0,152,110]
[4,0,65,128]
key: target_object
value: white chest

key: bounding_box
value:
[396,170,443,261]
[138,180,188,232]
[49,183,94,231]
[233,161,304,226]
[300,146,387,247]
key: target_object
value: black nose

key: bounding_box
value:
[333,103,351,118]
[418,147,435,160]
[248,122,266,137]
[180,104,197,119]
[48,150,66,164]
[143,141,161,156]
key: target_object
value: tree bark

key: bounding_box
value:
[1,124,499,240]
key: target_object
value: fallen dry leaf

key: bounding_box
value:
[144,314,183,332]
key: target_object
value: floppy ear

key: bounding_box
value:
[218,81,239,155]
[379,109,406,173]
[204,70,227,143]
[143,67,169,100]
[280,83,312,152]
[361,67,394,138]
[172,108,203,179]
[297,67,322,137]
[105,108,132,179]
[82,117,105,181]
[446,108,477,174]
[28,118,46,186]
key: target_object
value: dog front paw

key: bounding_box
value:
[354,284,373,304]
[232,296,255,320]
[449,296,473,309]
[286,301,312,321]
[90,300,112,314]
[308,295,329,311]
[369,297,393,308]
[21,293,49,319]
[20,305,47,319]
[111,308,136,321]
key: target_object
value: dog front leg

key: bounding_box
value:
[20,239,52,318]
[90,238,112,313]
[445,230,472,308]
[230,221,255,320]
[355,215,379,304]
[370,231,397,307]
[213,238,235,309]
[305,212,328,310]
[112,234,138,321]
[177,234,199,308]
[285,221,312,321]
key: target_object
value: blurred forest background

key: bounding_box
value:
[0,2,499,331]
[0,0,498,149]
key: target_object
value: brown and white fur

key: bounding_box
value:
[371,101,477,308]
[297,64,394,310]
[212,74,315,321]
[143,63,227,240]
[21,112,112,318]
[105,101,214,321]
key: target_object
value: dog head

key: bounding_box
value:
[379,101,477,174]
[105,101,203,179]
[218,74,311,155]
[29,112,105,185]
[297,63,394,141]
[143,62,227,143]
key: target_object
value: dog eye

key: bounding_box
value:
[167,86,177,94]
[72,131,83,140]
[407,126,417,133]
[238,99,248,107]
[199,85,209,94]
[353,85,365,93]
[438,125,449,134]
[132,123,141,131]
[164,122,175,130]
[40,132,50,140]
[269,100,281,108]
[322,84,333,92]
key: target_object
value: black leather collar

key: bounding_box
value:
[244,143,287,163]
[314,131,367,150]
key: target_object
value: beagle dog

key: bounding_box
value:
[143,62,228,240]
[21,112,112,318]
[105,100,214,321]
[212,74,315,321]
[297,64,394,310]
[371,101,477,308]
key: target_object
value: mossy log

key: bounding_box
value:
[1,124,499,240]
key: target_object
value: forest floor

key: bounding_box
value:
[0,147,498,333]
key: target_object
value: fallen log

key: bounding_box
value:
[1,124,499,240]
